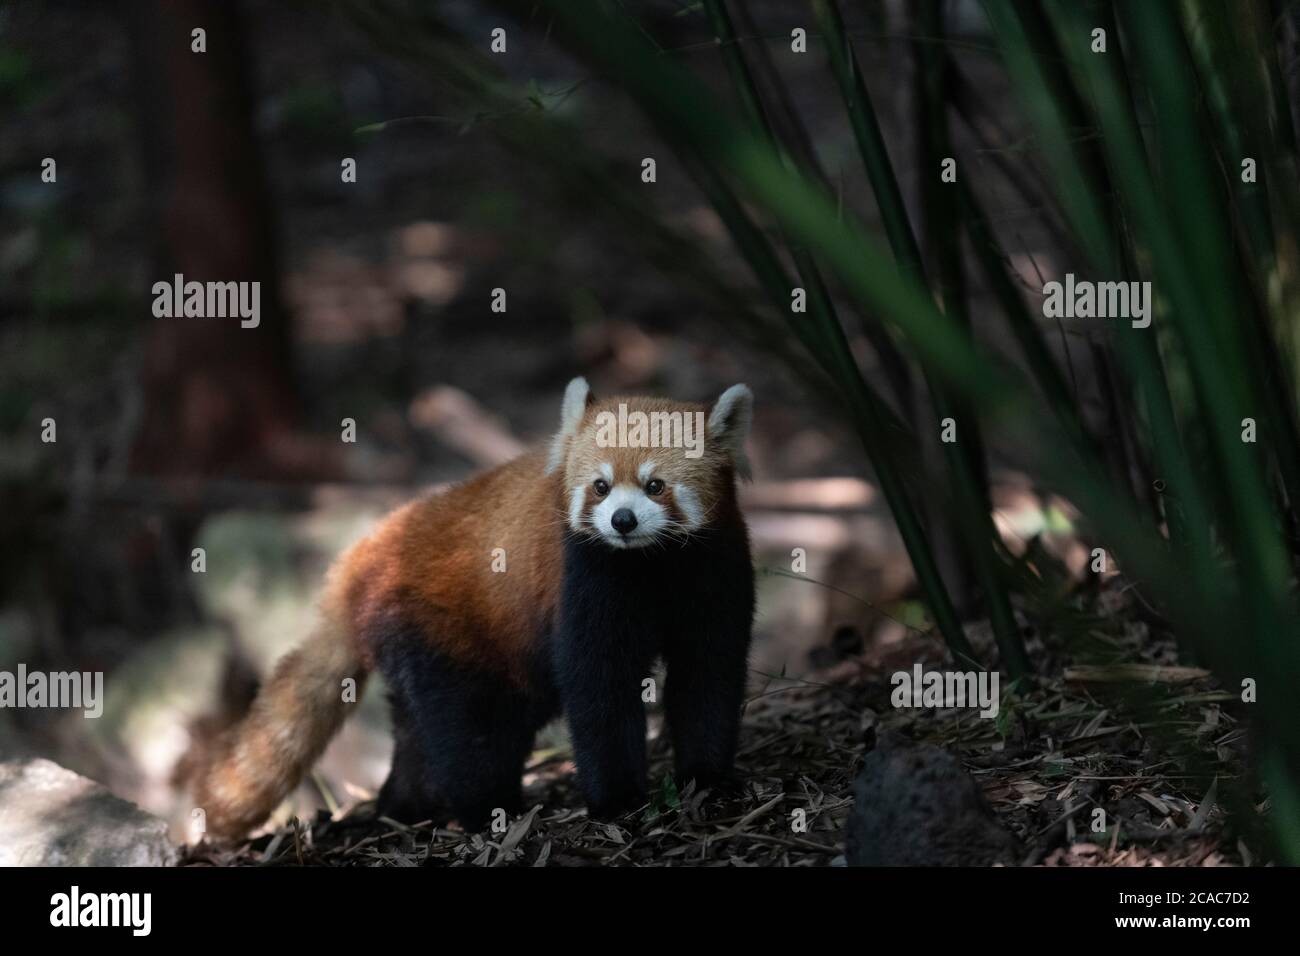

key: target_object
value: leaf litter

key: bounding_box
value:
[182,579,1260,867]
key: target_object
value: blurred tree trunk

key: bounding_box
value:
[125,0,308,479]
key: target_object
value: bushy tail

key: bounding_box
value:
[194,618,367,840]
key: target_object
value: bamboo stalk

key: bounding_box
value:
[702,0,975,664]
[911,0,1026,674]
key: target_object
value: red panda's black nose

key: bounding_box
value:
[611,508,638,534]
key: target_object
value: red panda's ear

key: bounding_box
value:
[545,377,594,475]
[708,384,754,480]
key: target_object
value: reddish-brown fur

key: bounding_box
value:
[338,393,727,679]
[337,448,564,683]
[196,388,746,838]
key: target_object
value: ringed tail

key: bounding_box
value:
[194,608,366,841]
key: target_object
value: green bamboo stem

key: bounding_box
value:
[912,0,1026,674]
[702,0,975,663]
[1180,0,1300,545]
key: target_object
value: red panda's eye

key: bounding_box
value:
[646,479,665,496]
[593,479,610,496]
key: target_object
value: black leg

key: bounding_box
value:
[662,549,754,790]
[377,638,537,831]
[554,547,661,818]
[377,698,441,823]
[662,630,751,790]
[554,627,653,818]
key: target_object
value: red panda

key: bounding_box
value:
[194,377,756,838]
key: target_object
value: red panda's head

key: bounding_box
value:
[545,377,753,549]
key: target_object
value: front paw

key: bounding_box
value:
[676,765,743,799]
[586,783,647,821]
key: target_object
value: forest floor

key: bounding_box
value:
[180,583,1254,868]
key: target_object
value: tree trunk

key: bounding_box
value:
[126,0,307,479]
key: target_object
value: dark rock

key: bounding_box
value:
[845,734,1021,866]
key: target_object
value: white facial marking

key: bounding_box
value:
[637,460,658,483]
[674,482,704,529]
[599,462,614,482]
[568,484,588,530]
[591,483,668,549]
